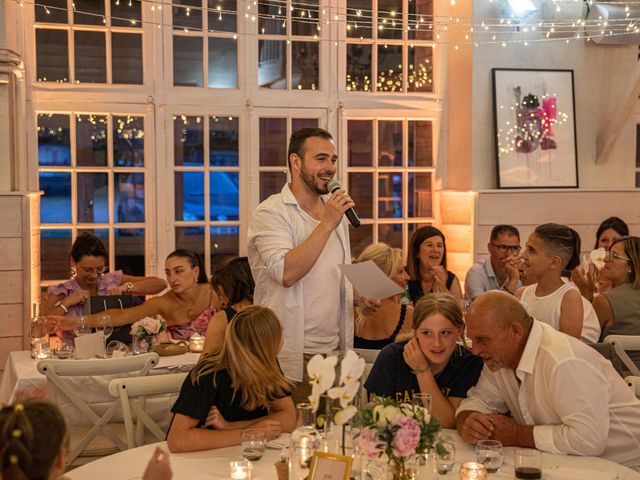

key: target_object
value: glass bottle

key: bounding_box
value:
[30,303,51,359]
[289,403,321,479]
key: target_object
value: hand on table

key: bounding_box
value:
[247,419,283,440]
[459,412,494,444]
[143,447,172,480]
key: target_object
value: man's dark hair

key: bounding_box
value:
[287,128,333,171]
[490,224,520,243]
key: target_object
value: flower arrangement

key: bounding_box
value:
[130,315,166,338]
[356,397,442,480]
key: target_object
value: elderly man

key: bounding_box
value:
[456,291,640,468]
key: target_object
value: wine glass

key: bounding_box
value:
[73,315,91,337]
[96,314,113,352]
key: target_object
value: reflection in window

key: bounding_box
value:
[173,0,203,31]
[175,226,205,260]
[259,118,287,167]
[291,0,319,36]
[260,171,288,202]
[292,42,319,90]
[378,0,403,40]
[210,116,239,166]
[74,0,105,25]
[378,173,402,219]
[175,171,205,221]
[347,120,373,167]
[259,40,286,89]
[409,172,432,217]
[38,114,71,167]
[112,33,143,85]
[348,172,374,218]
[75,31,107,83]
[41,229,72,280]
[347,0,372,38]
[174,116,204,166]
[173,36,203,87]
[111,0,143,27]
[210,172,239,221]
[259,0,285,35]
[76,115,107,167]
[377,44,403,92]
[115,173,145,223]
[378,121,402,167]
[35,0,68,23]
[378,223,403,248]
[210,226,239,271]
[350,224,373,258]
[77,173,109,223]
[408,0,433,41]
[408,121,432,167]
[114,116,145,166]
[346,44,372,92]
[291,118,319,131]
[40,172,72,223]
[408,46,433,93]
[115,228,145,276]
[208,0,237,32]
[208,38,238,88]
[36,29,69,82]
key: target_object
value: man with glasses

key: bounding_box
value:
[465,225,522,301]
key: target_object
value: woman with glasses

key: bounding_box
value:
[593,237,640,353]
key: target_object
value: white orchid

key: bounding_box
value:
[307,354,338,412]
[334,405,358,426]
[338,349,366,386]
[590,247,607,270]
[328,380,361,409]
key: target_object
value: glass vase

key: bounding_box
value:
[132,333,156,354]
[289,403,321,480]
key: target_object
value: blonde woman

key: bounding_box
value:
[365,293,483,428]
[354,243,413,349]
[167,305,296,452]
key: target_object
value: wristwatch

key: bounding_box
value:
[125,282,135,294]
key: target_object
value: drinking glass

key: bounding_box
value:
[514,449,542,479]
[106,340,129,358]
[240,429,266,461]
[96,315,113,355]
[475,439,503,473]
[412,392,432,413]
[437,440,456,474]
[73,315,91,337]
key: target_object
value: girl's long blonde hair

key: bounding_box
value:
[191,305,292,411]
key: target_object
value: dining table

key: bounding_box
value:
[65,430,640,480]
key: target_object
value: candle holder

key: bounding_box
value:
[189,332,205,353]
[459,462,487,480]
[230,459,253,480]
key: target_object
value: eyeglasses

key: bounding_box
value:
[605,249,631,262]
[490,243,521,254]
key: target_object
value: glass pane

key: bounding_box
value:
[77,172,109,223]
[115,173,145,223]
[35,0,68,23]
[75,31,106,83]
[409,171,432,218]
[292,42,319,90]
[174,115,204,166]
[74,0,105,25]
[208,0,237,32]
[378,0,403,40]
[379,172,403,219]
[259,0,285,35]
[38,114,70,166]
[292,118,319,131]
[175,226,205,261]
[347,0,372,38]
[350,224,373,259]
[40,172,71,223]
[210,226,239,271]
[346,44,372,92]
[114,115,145,166]
[347,120,373,166]
[112,33,143,84]
[292,0,319,36]
[408,46,433,93]
[408,223,431,246]
[210,172,239,221]
[348,172,373,218]
[378,223,403,249]
[111,0,142,27]
[175,172,204,221]
[408,121,432,167]
[173,0,203,30]
[408,0,433,41]
[36,29,68,82]
[259,118,287,167]
[41,230,72,281]
[260,171,287,202]
[210,116,239,166]
[377,44,403,92]
[378,120,402,167]
[173,36,203,87]
[208,37,237,88]
[76,114,107,167]
[115,228,145,276]
[258,40,286,89]
[77,228,109,253]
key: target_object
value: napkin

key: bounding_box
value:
[74,333,106,359]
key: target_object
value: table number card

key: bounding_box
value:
[74,333,106,359]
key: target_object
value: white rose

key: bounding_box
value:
[374,405,401,427]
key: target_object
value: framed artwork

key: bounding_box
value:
[308,451,353,480]
[492,68,579,188]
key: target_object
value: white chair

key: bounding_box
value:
[603,335,640,377]
[37,352,159,465]
[625,376,640,398]
[109,372,187,448]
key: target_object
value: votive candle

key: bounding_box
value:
[189,333,205,353]
[459,462,487,480]
[230,460,252,480]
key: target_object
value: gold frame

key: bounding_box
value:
[308,451,353,480]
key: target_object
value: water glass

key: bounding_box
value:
[53,341,74,359]
[73,315,91,337]
[240,429,266,461]
[475,439,503,473]
[514,449,542,479]
[106,340,129,358]
[437,441,456,474]
[412,392,432,413]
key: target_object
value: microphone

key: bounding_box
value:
[328,179,361,228]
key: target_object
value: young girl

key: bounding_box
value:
[167,305,296,452]
[365,293,483,428]
[517,223,600,343]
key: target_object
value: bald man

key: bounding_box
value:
[456,291,640,469]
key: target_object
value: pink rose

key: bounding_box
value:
[356,428,385,460]
[142,318,160,335]
[391,415,421,458]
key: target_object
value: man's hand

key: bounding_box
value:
[458,411,494,444]
[320,188,355,232]
[503,253,522,284]
[403,338,430,373]
[46,315,79,332]
[487,414,519,445]
[204,406,229,429]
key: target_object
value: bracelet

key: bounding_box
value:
[125,282,135,294]
[54,301,68,313]
[412,365,431,376]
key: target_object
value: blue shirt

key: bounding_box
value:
[464,257,521,300]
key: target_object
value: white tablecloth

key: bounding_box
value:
[66,430,640,480]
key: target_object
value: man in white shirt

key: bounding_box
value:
[456,291,640,468]
[464,225,522,301]
[248,127,357,403]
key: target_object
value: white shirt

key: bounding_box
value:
[457,321,640,468]
[247,183,354,382]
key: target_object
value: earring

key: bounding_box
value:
[70,266,76,279]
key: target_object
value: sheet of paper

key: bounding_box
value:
[339,261,404,299]
[74,333,106,359]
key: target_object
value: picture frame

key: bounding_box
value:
[492,68,579,188]
[308,451,353,480]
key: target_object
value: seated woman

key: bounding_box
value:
[41,233,167,340]
[365,293,483,429]
[202,256,255,354]
[167,305,296,452]
[53,249,219,340]
[406,226,463,305]
[594,237,640,364]
[353,243,413,350]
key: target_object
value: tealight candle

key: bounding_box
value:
[229,460,252,480]
[459,462,487,480]
[189,333,205,353]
